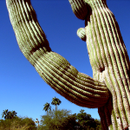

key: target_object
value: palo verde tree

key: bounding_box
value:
[6,0,130,129]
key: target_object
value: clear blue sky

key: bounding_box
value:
[0,0,130,122]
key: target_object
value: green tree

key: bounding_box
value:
[20,117,37,130]
[0,116,37,130]
[94,119,102,130]
[43,102,51,113]
[40,109,77,130]
[76,110,101,130]
[39,109,102,130]
[2,109,17,120]
[51,97,61,111]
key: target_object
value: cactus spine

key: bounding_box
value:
[6,0,130,129]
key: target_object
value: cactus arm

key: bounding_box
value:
[6,0,109,108]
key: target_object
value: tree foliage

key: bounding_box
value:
[39,109,77,130]
[51,97,61,111]
[0,117,37,130]
[76,110,102,130]
[0,110,37,130]
[41,99,102,130]
[39,108,102,130]
[2,109,17,120]
[43,102,51,112]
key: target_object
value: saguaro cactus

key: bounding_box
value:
[6,0,130,129]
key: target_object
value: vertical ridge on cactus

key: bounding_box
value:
[6,0,130,129]
[84,0,130,129]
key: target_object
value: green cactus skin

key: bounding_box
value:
[69,0,88,20]
[77,27,86,41]
[6,0,130,129]
[83,0,130,129]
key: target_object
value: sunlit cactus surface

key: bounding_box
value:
[6,0,130,129]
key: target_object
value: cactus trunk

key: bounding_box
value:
[6,0,130,129]
[85,0,130,129]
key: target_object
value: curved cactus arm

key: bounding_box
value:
[6,0,109,108]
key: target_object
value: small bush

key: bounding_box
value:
[0,117,37,130]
